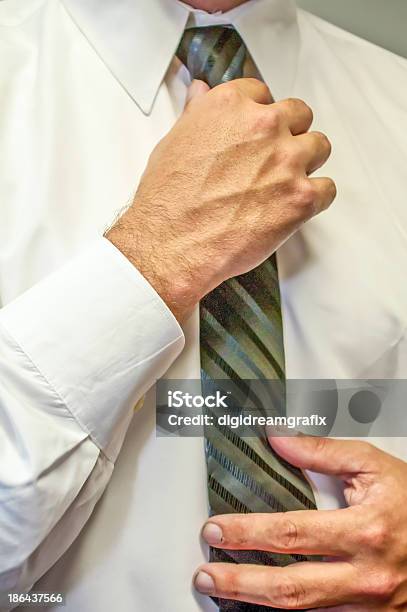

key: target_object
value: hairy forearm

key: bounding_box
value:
[106,206,196,323]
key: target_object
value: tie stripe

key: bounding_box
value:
[210,430,314,504]
[176,26,316,612]
[202,280,285,379]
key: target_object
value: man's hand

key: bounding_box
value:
[107,78,335,322]
[195,436,407,610]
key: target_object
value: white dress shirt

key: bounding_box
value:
[0,0,407,610]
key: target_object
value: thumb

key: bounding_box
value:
[267,434,379,477]
[185,79,210,107]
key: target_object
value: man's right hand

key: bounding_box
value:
[107,78,336,322]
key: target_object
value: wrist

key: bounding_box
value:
[106,210,199,322]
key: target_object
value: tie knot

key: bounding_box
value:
[176,25,247,88]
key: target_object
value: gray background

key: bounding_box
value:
[297,0,407,59]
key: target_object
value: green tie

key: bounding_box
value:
[177,26,316,612]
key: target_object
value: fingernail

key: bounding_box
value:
[202,522,223,546]
[194,571,215,595]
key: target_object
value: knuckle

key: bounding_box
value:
[252,109,275,132]
[361,570,399,601]
[230,518,249,546]
[296,179,317,214]
[224,570,241,600]
[273,144,297,169]
[314,436,329,455]
[255,79,272,99]
[316,131,332,154]
[275,516,299,551]
[284,96,303,109]
[285,97,314,122]
[216,82,241,105]
[285,139,305,164]
[361,518,389,551]
[272,576,306,608]
[268,105,284,129]
[303,101,314,124]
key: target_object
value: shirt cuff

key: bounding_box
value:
[0,237,185,461]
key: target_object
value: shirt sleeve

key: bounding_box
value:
[0,237,185,605]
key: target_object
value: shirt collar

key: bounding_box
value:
[62,0,299,115]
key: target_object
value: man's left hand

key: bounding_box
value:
[194,436,407,610]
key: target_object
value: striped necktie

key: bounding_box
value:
[177,26,316,612]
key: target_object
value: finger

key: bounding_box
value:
[228,77,274,104]
[309,177,337,213]
[274,97,314,135]
[185,79,210,107]
[268,435,380,477]
[194,561,358,609]
[202,508,361,556]
[295,131,332,175]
